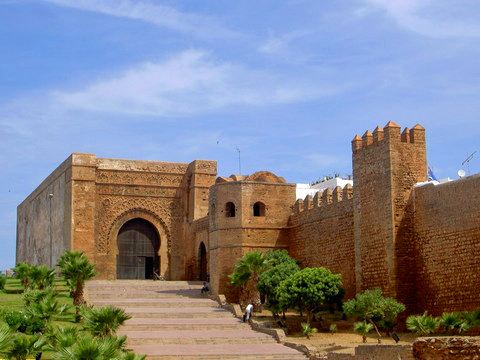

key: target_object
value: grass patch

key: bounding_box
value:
[0,278,80,359]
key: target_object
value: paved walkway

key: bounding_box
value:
[86,280,307,360]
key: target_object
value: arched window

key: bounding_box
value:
[253,202,265,217]
[225,202,236,217]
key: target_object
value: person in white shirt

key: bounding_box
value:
[244,304,254,323]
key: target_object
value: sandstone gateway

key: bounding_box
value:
[16,122,480,315]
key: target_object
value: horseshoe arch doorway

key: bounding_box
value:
[116,218,160,279]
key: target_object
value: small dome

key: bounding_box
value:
[245,171,286,184]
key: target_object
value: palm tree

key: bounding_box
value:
[13,263,32,290]
[23,288,54,306]
[228,251,267,309]
[354,321,374,343]
[25,292,70,327]
[0,324,13,357]
[406,312,441,336]
[56,251,83,297]
[57,251,97,311]
[29,265,55,290]
[52,334,127,360]
[3,333,46,360]
[45,325,79,352]
[119,352,147,360]
[81,306,131,337]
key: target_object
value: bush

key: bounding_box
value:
[3,310,44,334]
[82,306,131,337]
[354,321,374,343]
[301,322,318,339]
[23,288,55,306]
[463,309,480,328]
[329,323,338,333]
[406,312,441,336]
[0,275,6,291]
[278,267,342,326]
[343,288,405,342]
[257,261,300,318]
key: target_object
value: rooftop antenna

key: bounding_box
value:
[236,147,241,174]
[461,151,477,175]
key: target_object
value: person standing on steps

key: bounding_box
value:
[243,303,253,323]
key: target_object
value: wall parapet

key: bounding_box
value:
[293,184,353,219]
[352,122,425,152]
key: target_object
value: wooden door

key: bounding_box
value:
[117,218,159,279]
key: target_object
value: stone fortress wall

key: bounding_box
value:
[17,122,480,315]
[288,186,355,299]
[411,174,480,315]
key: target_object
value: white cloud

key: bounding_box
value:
[362,0,480,37]
[50,50,344,117]
[41,0,239,39]
[258,30,312,55]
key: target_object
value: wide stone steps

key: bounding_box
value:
[126,344,308,360]
[122,318,250,331]
[121,330,275,345]
[86,280,308,360]
[139,355,308,360]
[90,299,215,308]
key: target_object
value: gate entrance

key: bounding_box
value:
[116,218,160,279]
[198,242,208,281]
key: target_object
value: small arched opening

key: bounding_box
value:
[253,202,266,217]
[198,242,208,281]
[116,218,160,279]
[225,202,236,217]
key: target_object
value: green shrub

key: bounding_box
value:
[406,312,441,336]
[354,321,374,343]
[3,310,44,334]
[0,274,6,290]
[301,322,318,339]
[82,306,131,337]
[278,267,342,326]
[344,288,405,342]
[14,263,32,290]
[464,309,480,328]
[329,323,338,333]
[23,288,56,306]
[440,312,462,333]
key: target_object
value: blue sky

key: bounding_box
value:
[1,0,480,270]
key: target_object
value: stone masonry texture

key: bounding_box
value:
[17,123,480,315]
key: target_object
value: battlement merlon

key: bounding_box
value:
[352,122,426,152]
[293,183,353,214]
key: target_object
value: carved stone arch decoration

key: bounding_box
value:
[107,208,171,279]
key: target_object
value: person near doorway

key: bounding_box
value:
[201,282,210,295]
[153,270,163,281]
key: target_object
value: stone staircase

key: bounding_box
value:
[86,280,308,360]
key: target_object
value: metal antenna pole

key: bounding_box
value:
[462,151,477,175]
[236,147,241,174]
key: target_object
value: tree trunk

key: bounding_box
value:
[73,280,85,307]
[369,319,382,344]
[306,311,312,326]
[362,334,367,343]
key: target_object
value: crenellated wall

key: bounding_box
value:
[352,122,427,301]
[289,185,356,298]
[17,123,480,316]
[412,175,480,315]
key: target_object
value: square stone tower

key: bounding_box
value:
[352,122,427,304]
